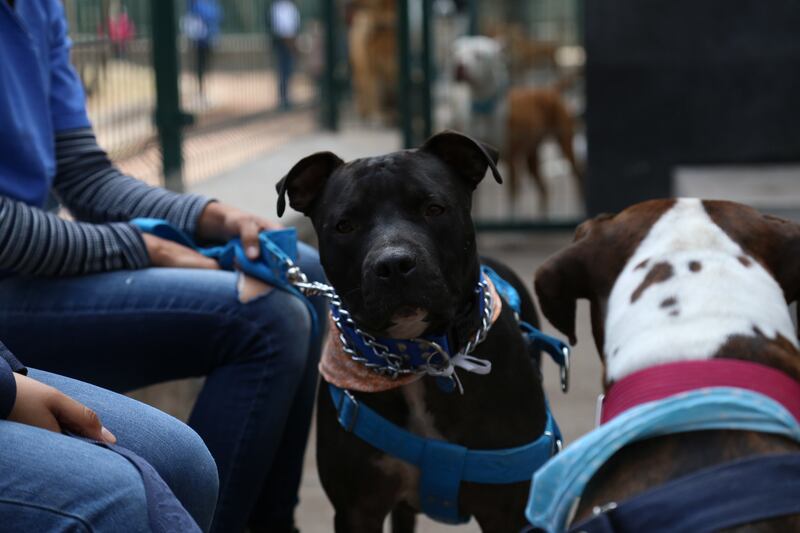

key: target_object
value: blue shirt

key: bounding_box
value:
[0,0,90,208]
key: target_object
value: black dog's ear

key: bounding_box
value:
[421,130,503,188]
[276,152,344,216]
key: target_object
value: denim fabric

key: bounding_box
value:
[274,39,295,108]
[0,368,217,532]
[0,243,326,533]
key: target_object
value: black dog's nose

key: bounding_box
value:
[373,250,417,281]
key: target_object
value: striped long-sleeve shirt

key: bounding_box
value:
[0,128,211,277]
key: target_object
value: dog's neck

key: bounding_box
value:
[603,198,799,384]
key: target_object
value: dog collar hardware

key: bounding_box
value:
[329,383,563,524]
[565,453,800,533]
[328,275,496,394]
[600,359,800,425]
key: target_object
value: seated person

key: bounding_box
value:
[0,341,218,531]
[0,1,326,531]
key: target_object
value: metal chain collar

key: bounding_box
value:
[286,261,495,380]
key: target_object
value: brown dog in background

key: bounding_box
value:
[348,0,397,122]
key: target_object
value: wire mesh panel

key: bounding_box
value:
[64,0,321,188]
[65,0,161,185]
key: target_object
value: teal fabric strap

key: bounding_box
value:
[130,218,318,336]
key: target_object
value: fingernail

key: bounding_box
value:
[102,427,117,444]
[247,246,258,259]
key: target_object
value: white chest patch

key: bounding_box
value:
[604,198,798,382]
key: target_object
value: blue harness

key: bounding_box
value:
[565,453,800,533]
[329,266,569,524]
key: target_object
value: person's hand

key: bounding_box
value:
[196,202,282,260]
[142,233,220,270]
[8,373,117,444]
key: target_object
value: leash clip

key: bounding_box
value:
[560,347,570,393]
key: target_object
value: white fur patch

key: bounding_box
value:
[386,309,429,338]
[604,198,798,382]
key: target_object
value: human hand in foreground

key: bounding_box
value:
[142,233,220,269]
[196,202,282,260]
[8,373,117,444]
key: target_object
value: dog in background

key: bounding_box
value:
[347,0,397,122]
[451,35,583,214]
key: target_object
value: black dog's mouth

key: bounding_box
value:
[350,290,454,338]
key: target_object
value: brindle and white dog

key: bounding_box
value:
[535,198,800,529]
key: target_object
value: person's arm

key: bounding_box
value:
[0,194,150,276]
[53,128,211,236]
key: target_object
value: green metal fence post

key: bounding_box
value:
[322,0,339,131]
[468,0,479,35]
[397,0,413,148]
[421,0,433,140]
[151,0,185,192]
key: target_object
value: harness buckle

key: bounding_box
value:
[591,502,618,516]
[560,347,570,393]
[544,431,563,456]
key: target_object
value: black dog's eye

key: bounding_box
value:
[335,220,355,233]
[425,204,446,217]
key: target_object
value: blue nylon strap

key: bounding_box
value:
[567,453,800,533]
[328,383,561,524]
[480,265,569,369]
[130,218,319,336]
[419,440,470,524]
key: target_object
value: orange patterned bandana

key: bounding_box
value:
[319,275,502,392]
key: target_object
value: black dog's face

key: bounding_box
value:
[277,131,502,336]
[313,152,476,334]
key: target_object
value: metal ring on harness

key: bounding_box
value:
[560,347,570,393]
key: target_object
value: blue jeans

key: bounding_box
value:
[274,39,294,109]
[0,368,218,532]
[0,243,327,532]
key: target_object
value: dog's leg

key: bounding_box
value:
[554,111,585,201]
[526,150,548,215]
[390,502,416,533]
[333,509,387,533]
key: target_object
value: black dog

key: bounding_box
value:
[277,131,554,532]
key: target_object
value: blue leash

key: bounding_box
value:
[130,218,320,337]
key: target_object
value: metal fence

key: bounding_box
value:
[64,0,322,188]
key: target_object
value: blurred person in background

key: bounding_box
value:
[183,0,221,100]
[107,1,136,58]
[269,0,301,110]
[0,1,326,532]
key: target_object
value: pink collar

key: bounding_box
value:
[600,359,800,425]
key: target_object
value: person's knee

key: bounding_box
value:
[135,413,219,529]
[243,290,312,375]
[77,455,151,532]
